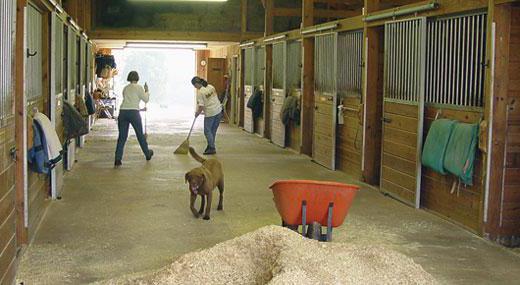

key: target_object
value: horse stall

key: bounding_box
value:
[285,40,302,152]
[421,12,487,232]
[254,46,266,136]
[50,12,65,199]
[270,41,286,147]
[64,26,78,171]
[25,2,50,238]
[313,33,337,170]
[243,47,254,133]
[336,30,364,179]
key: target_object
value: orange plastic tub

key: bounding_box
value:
[269,180,359,227]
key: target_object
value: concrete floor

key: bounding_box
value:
[16,117,520,284]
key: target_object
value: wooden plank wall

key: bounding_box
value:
[421,107,484,232]
[503,6,520,236]
[336,96,363,179]
[0,120,17,284]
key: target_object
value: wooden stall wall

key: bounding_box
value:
[0,0,18,282]
[487,3,520,246]
[503,5,520,241]
[421,12,487,233]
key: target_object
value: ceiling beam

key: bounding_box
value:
[273,7,360,18]
[89,29,263,42]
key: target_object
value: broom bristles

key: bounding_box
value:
[173,139,190,154]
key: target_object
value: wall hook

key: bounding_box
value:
[26,49,37,58]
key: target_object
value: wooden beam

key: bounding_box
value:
[265,0,274,36]
[484,2,509,239]
[365,0,381,13]
[15,0,28,246]
[89,29,263,42]
[273,7,360,18]
[301,0,315,156]
[241,0,248,34]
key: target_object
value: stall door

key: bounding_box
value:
[254,46,265,136]
[336,30,364,178]
[50,13,65,199]
[271,42,286,147]
[231,56,239,125]
[65,28,77,170]
[0,0,18,282]
[243,47,254,133]
[313,33,337,170]
[380,18,426,207]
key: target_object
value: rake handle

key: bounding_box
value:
[187,116,197,140]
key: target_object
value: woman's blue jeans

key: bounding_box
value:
[115,110,150,161]
[204,111,223,151]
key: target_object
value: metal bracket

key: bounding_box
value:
[301,200,307,237]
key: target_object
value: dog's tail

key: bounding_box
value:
[189,147,206,163]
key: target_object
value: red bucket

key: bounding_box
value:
[269,180,359,227]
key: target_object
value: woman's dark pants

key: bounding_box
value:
[115,110,150,161]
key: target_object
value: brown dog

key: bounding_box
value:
[185,147,224,220]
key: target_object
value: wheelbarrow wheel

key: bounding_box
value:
[306,222,322,240]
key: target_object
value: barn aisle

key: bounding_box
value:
[16,118,520,284]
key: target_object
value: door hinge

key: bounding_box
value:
[9,147,17,162]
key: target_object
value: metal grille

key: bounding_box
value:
[0,0,16,123]
[426,13,487,107]
[337,30,363,97]
[244,47,253,85]
[272,42,285,89]
[80,38,86,88]
[26,5,43,101]
[254,46,265,86]
[314,33,336,94]
[67,28,77,102]
[53,15,64,96]
[286,41,302,89]
[384,18,426,102]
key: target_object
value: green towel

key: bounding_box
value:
[421,119,456,175]
[443,123,479,185]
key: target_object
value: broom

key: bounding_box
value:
[174,116,197,154]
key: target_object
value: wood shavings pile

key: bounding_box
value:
[101,225,436,285]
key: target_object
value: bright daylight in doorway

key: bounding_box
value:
[112,47,197,127]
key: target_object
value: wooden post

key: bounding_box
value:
[484,2,510,241]
[264,0,273,139]
[301,0,314,155]
[239,49,245,128]
[241,0,248,35]
[15,0,28,245]
[362,26,384,185]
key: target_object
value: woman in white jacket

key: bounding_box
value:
[191,76,223,155]
[114,71,153,167]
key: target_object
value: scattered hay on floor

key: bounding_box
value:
[100,225,436,285]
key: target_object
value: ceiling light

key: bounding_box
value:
[128,0,227,2]
[125,42,207,49]
[264,34,286,43]
[301,23,338,35]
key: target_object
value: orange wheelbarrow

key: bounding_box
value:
[269,180,359,241]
